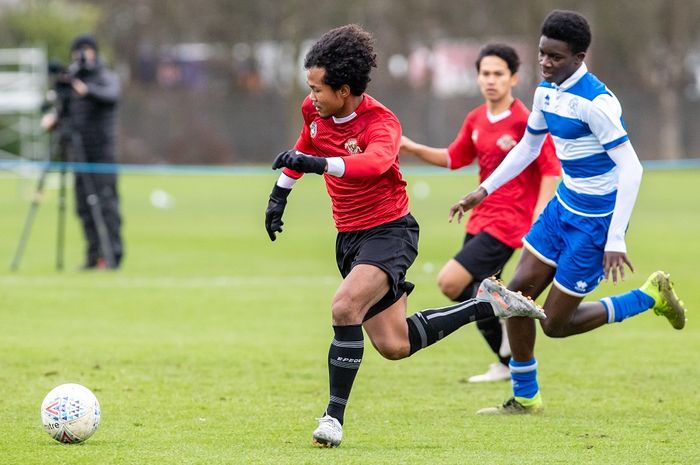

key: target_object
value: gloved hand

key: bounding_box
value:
[265,184,292,241]
[272,149,327,175]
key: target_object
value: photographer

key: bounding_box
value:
[42,34,123,269]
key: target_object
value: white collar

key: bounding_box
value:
[332,112,357,124]
[554,62,588,91]
[486,108,512,124]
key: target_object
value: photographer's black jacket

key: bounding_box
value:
[70,60,120,163]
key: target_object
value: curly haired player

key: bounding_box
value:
[264,24,545,447]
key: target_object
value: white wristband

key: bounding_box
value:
[276,172,297,189]
[325,157,346,177]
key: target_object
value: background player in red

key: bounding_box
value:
[264,25,545,448]
[401,44,561,383]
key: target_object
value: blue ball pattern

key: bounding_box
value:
[44,395,89,422]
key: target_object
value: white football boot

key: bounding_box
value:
[468,362,511,383]
[312,414,343,448]
[476,277,546,320]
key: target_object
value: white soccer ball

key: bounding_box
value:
[40,383,101,444]
[149,189,175,209]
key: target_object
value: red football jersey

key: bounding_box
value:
[447,99,561,249]
[285,94,409,232]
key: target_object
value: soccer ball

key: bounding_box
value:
[40,383,101,443]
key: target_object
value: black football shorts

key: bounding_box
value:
[336,213,419,321]
[453,231,514,281]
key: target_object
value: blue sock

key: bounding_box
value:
[510,358,538,399]
[601,289,655,323]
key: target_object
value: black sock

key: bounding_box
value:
[406,299,493,354]
[454,281,480,302]
[456,281,509,364]
[476,316,509,365]
[325,325,363,425]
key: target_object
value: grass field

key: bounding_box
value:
[0,168,698,465]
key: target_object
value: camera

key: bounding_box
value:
[45,50,89,118]
[48,62,72,93]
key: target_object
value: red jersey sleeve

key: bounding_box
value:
[535,134,561,176]
[446,113,477,170]
[341,112,402,179]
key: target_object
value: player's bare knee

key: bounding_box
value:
[331,307,359,326]
[437,276,462,301]
[331,294,363,325]
[540,318,568,338]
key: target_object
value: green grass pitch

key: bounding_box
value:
[0,168,698,464]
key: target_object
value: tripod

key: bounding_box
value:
[10,118,116,271]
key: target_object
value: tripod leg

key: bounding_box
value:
[56,165,68,271]
[10,167,50,271]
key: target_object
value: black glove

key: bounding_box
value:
[272,149,327,175]
[265,184,292,241]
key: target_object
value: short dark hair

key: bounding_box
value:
[71,33,99,53]
[541,10,591,54]
[304,24,377,96]
[476,43,520,74]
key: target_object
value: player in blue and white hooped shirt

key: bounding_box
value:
[448,10,687,415]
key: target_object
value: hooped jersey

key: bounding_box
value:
[285,94,409,232]
[526,63,628,216]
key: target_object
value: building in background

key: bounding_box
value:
[0,47,47,161]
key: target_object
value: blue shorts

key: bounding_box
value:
[523,199,610,296]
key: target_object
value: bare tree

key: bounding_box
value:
[592,0,699,159]
[36,0,700,161]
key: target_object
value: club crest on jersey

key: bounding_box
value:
[471,130,478,143]
[568,97,579,116]
[496,134,517,151]
[344,138,362,154]
[310,121,317,138]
